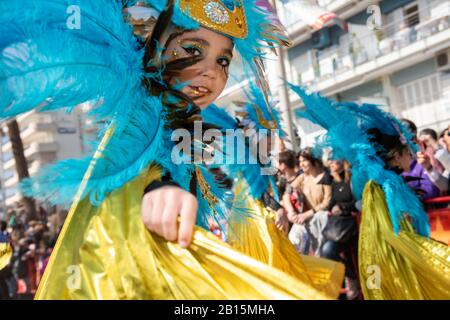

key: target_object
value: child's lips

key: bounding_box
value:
[189,85,212,98]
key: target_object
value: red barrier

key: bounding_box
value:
[424,196,450,204]
[425,197,450,245]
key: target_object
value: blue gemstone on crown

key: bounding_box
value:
[220,0,235,11]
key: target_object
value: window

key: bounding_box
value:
[5,187,18,199]
[2,152,13,162]
[404,3,420,27]
[397,74,441,109]
[3,171,14,180]
[422,77,432,104]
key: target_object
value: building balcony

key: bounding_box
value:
[2,140,57,171]
[395,95,450,131]
[1,141,12,152]
[4,173,18,188]
[3,157,16,172]
[24,142,58,159]
[1,119,53,153]
[290,12,450,105]
[278,0,375,44]
[217,78,250,107]
[5,193,21,207]
[3,159,46,189]
[20,122,54,144]
[279,0,356,29]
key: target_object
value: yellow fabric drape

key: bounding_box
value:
[0,242,13,271]
[359,181,450,300]
[228,184,344,299]
[35,165,339,300]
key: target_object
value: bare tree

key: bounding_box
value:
[6,119,37,221]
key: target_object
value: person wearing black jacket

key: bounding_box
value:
[320,160,360,300]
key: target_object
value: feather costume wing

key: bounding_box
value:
[0,0,168,207]
[290,85,430,237]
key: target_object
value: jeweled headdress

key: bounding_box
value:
[179,0,248,39]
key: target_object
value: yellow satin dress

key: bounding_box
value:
[228,183,344,298]
[359,181,450,300]
[35,163,344,300]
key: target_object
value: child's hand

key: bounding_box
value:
[275,208,289,234]
[141,186,198,247]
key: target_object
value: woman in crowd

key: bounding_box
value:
[283,148,331,256]
[320,160,360,300]
[440,126,450,152]
[419,128,450,173]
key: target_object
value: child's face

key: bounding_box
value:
[164,27,234,109]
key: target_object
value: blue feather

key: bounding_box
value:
[202,105,275,201]
[0,0,144,133]
[21,94,167,206]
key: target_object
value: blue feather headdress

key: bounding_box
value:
[290,84,429,237]
[0,0,289,234]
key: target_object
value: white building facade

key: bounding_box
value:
[278,0,450,146]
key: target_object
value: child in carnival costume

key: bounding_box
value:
[0,0,344,299]
[292,85,450,299]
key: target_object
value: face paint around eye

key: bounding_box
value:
[218,56,231,67]
[178,39,205,57]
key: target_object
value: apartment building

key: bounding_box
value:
[279,0,450,146]
[0,109,87,215]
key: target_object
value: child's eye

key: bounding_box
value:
[218,57,230,67]
[181,45,202,57]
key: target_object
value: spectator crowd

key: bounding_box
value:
[0,206,67,300]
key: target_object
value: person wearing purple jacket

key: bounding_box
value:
[401,119,441,199]
[403,159,441,199]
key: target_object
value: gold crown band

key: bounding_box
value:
[179,0,248,39]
